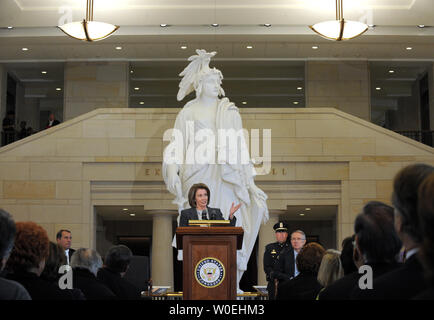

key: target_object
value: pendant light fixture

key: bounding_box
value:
[58,0,119,42]
[309,0,368,41]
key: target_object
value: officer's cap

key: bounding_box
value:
[273,222,288,233]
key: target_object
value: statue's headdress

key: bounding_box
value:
[177,49,225,101]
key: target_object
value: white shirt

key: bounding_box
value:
[405,247,419,260]
[65,249,70,265]
[294,249,300,277]
[196,208,208,220]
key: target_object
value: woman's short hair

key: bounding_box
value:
[317,249,344,287]
[188,183,211,208]
[392,163,434,243]
[296,242,325,275]
[105,245,133,273]
[40,242,67,282]
[6,222,49,273]
[71,248,102,276]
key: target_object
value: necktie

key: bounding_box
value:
[202,210,208,220]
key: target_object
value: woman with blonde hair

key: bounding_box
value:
[316,249,344,299]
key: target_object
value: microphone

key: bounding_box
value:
[210,209,217,220]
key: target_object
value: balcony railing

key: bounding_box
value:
[394,130,434,147]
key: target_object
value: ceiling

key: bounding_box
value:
[0,0,433,61]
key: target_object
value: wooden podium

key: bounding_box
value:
[176,226,243,300]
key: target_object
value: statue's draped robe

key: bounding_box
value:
[163,97,269,283]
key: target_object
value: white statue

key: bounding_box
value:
[162,49,269,292]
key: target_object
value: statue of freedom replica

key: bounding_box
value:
[162,49,269,292]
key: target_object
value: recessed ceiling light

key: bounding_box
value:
[56,87,62,91]
[115,46,122,50]
[180,45,187,50]
[312,46,319,50]
[211,23,219,27]
[22,47,28,51]
[299,213,305,216]
[297,87,303,90]
[130,213,136,217]
[263,23,271,27]
[246,45,253,49]
[160,24,169,27]
[41,71,47,74]
[123,208,128,211]
[139,101,144,105]
[305,208,311,211]
[242,101,247,105]
[7,26,13,29]
[417,25,425,28]
[293,101,299,105]
[388,70,395,74]
[134,87,140,91]
[406,47,413,50]
[376,87,381,91]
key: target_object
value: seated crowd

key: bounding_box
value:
[0,215,146,300]
[0,163,433,300]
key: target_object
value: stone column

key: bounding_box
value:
[63,61,129,121]
[257,212,280,285]
[306,61,370,121]
[151,213,174,289]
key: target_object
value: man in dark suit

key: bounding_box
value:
[46,112,60,129]
[263,222,295,300]
[56,229,75,265]
[179,183,239,227]
[352,164,434,300]
[97,245,144,300]
[319,201,402,300]
[71,248,116,300]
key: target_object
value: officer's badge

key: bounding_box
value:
[271,249,277,255]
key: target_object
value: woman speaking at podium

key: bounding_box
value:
[179,183,240,227]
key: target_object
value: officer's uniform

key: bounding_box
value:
[263,222,295,300]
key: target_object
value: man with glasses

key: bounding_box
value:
[290,230,307,277]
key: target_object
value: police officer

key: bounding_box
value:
[263,222,295,300]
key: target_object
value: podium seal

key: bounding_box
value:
[194,257,225,288]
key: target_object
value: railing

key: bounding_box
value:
[394,130,434,147]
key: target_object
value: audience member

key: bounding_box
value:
[71,248,116,300]
[290,229,307,277]
[263,222,295,300]
[0,209,31,300]
[320,201,402,300]
[46,112,60,129]
[5,222,75,300]
[316,249,343,298]
[2,111,15,145]
[414,173,434,299]
[353,164,434,299]
[97,245,143,300]
[340,235,357,275]
[56,229,74,265]
[17,121,28,140]
[276,242,325,300]
[40,242,85,300]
